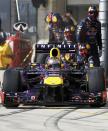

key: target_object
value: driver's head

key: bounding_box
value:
[88,5,98,20]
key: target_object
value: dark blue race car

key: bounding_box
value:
[0,43,107,108]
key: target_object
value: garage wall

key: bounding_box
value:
[0,0,11,32]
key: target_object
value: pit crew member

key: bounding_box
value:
[45,12,64,42]
[76,5,102,66]
[0,32,13,69]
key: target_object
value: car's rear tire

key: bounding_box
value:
[87,67,107,107]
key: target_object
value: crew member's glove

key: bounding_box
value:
[99,50,102,57]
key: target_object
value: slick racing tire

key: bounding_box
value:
[36,53,48,64]
[2,68,21,93]
[2,68,21,108]
[87,67,106,107]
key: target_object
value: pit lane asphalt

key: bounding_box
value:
[0,104,108,131]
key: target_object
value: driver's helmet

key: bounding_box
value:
[88,5,98,20]
[46,57,61,69]
[64,27,73,41]
[0,32,6,44]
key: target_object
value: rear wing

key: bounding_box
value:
[36,43,76,53]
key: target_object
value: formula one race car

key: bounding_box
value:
[0,43,107,108]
